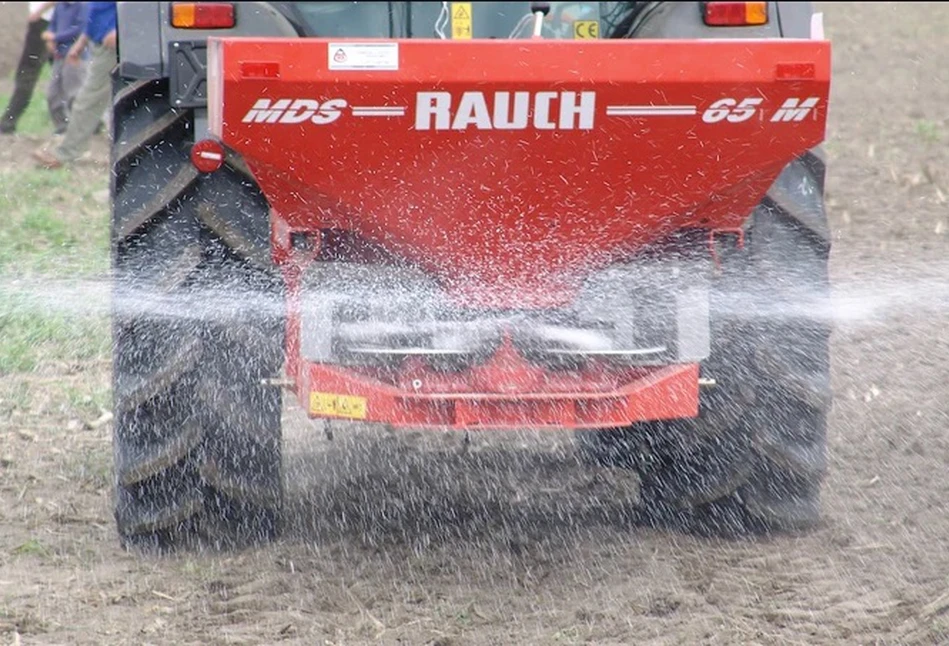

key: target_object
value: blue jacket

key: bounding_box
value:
[49,2,89,58]
[85,1,117,46]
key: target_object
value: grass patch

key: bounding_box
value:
[552,626,583,643]
[1,59,108,277]
[0,380,32,416]
[0,291,109,374]
[64,382,112,418]
[12,538,49,557]
[0,106,111,372]
[0,166,109,277]
[915,119,942,143]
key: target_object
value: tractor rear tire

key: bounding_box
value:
[110,76,285,549]
[577,151,831,536]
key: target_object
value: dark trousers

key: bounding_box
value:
[0,18,51,133]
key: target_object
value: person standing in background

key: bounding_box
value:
[32,2,117,169]
[43,2,91,135]
[0,2,56,134]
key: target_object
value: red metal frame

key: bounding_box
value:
[301,361,700,429]
[207,36,830,429]
[281,256,700,428]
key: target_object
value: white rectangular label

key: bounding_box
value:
[328,43,399,71]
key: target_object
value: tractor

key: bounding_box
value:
[110,1,832,547]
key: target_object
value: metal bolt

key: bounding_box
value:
[261,377,294,388]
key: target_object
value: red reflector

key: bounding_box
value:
[171,3,235,29]
[703,2,768,26]
[240,61,280,79]
[191,139,225,173]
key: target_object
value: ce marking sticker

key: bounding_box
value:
[573,20,599,39]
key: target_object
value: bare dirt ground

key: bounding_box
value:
[3,3,949,645]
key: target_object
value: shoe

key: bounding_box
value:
[32,149,64,169]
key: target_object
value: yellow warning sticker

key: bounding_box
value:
[451,2,473,39]
[573,20,599,39]
[309,392,368,420]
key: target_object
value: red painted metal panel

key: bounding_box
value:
[300,361,699,429]
[210,37,829,308]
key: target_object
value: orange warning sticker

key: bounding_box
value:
[309,392,368,420]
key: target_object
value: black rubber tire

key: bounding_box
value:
[577,150,832,536]
[110,76,285,549]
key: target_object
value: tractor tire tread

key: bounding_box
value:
[111,75,284,549]
[578,152,831,537]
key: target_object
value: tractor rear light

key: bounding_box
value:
[190,139,225,173]
[171,3,235,29]
[702,2,768,26]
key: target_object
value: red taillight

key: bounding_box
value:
[171,3,235,29]
[191,139,225,173]
[703,2,768,26]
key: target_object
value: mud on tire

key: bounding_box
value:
[110,76,285,549]
[577,151,832,536]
